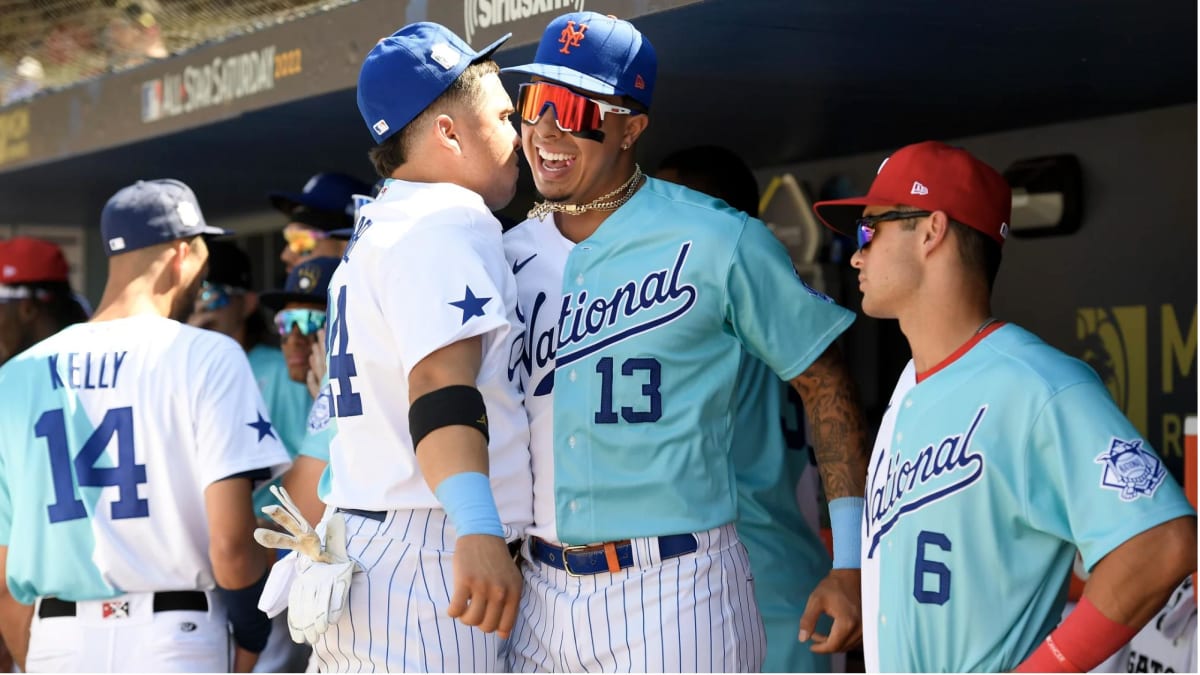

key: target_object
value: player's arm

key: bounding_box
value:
[0,547,30,671]
[1017,516,1197,672]
[281,455,329,527]
[789,343,870,653]
[408,335,521,639]
[205,476,272,673]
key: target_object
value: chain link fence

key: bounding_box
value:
[1,0,355,106]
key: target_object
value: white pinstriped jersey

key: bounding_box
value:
[0,316,290,603]
[320,180,532,534]
[862,324,1195,672]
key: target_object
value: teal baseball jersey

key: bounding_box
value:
[862,322,1195,672]
[0,316,290,603]
[507,177,855,544]
[732,352,832,673]
[247,343,312,515]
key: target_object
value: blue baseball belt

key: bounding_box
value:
[530,534,699,576]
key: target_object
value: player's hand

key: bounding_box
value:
[798,567,862,653]
[447,534,523,638]
[306,328,327,398]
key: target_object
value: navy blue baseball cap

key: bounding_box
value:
[357,22,510,144]
[100,179,231,257]
[260,256,340,311]
[268,172,373,231]
[502,12,657,109]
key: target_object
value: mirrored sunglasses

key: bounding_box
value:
[854,210,933,249]
[197,281,245,312]
[283,224,330,256]
[274,308,327,337]
[517,81,639,135]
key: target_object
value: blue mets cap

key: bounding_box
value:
[260,256,340,311]
[268,172,373,230]
[357,22,511,144]
[100,179,231,257]
[502,12,656,109]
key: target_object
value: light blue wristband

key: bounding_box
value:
[434,472,504,538]
[828,497,865,569]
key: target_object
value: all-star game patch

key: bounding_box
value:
[1095,437,1167,502]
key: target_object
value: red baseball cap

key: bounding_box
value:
[813,141,1012,245]
[0,237,70,285]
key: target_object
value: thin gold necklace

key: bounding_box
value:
[528,164,644,220]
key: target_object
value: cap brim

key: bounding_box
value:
[260,291,321,312]
[812,196,899,239]
[474,33,511,62]
[328,227,355,239]
[198,225,235,237]
[268,190,307,216]
[500,63,617,97]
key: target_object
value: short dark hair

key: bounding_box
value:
[656,145,759,217]
[895,208,1002,290]
[367,60,501,178]
[23,282,88,328]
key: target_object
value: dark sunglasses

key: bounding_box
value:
[517,81,640,136]
[855,210,933,249]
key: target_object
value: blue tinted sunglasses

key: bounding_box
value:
[274,308,327,337]
[198,281,245,311]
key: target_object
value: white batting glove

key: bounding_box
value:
[253,486,359,645]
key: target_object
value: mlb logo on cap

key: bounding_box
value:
[100,179,232,257]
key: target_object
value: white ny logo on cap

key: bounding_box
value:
[911,181,929,196]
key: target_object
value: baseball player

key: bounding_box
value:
[269,172,373,274]
[0,237,89,367]
[256,22,532,672]
[501,13,870,672]
[0,179,291,672]
[259,256,340,527]
[811,140,1197,672]
[656,145,839,673]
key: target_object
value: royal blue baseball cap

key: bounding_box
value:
[260,256,340,311]
[100,179,231,257]
[502,12,657,109]
[268,172,373,231]
[357,22,511,144]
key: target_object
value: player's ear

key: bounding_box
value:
[433,113,461,155]
[620,113,649,150]
[241,291,259,319]
[922,211,951,255]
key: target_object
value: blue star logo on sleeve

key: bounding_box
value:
[449,286,491,324]
[248,412,276,442]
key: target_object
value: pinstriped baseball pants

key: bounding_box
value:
[312,509,505,673]
[506,523,767,673]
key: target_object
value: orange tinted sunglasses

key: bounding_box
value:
[517,82,638,135]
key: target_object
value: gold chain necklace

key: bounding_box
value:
[528,164,644,220]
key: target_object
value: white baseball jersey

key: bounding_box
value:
[0,315,290,603]
[320,179,532,533]
[861,323,1195,672]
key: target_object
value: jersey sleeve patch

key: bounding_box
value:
[1095,437,1167,501]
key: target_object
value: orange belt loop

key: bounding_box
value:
[603,542,621,573]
